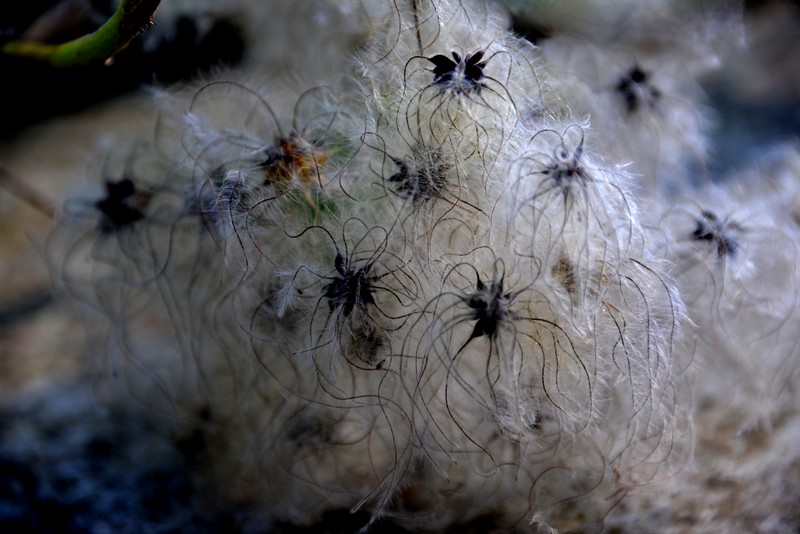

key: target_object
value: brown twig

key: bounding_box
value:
[0,166,55,219]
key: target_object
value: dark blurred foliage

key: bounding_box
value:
[0,0,245,139]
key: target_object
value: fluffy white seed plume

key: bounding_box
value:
[538,37,712,194]
[513,0,743,194]
[46,0,695,531]
[659,146,800,426]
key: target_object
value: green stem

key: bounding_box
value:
[1,0,161,67]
